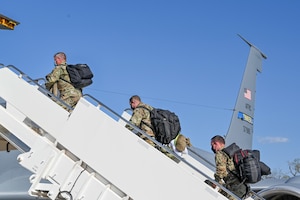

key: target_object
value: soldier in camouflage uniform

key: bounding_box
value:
[45,52,82,109]
[125,95,155,146]
[211,135,248,199]
[126,95,179,160]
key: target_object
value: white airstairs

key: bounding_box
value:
[0,65,262,200]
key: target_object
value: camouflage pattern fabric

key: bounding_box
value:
[46,63,82,108]
[126,103,178,160]
[215,148,248,199]
[126,102,154,137]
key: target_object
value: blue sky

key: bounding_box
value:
[1,1,299,176]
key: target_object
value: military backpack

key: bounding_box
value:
[66,64,94,89]
[222,143,266,184]
[138,106,181,144]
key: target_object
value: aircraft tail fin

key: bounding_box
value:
[225,35,267,150]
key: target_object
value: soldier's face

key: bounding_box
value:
[211,141,223,152]
[130,99,139,109]
[54,56,64,65]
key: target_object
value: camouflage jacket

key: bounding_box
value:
[214,148,236,183]
[45,63,81,95]
[126,103,154,137]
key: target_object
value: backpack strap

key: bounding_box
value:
[55,64,72,84]
[173,133,181,146]
[135,106,153,130]
[221,149,241,181]
[59,77,71,84]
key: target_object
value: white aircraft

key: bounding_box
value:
[0,35,299,200]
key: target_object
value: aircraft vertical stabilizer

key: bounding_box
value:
[225,35,267,150]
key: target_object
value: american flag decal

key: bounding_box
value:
[244,88,251,100]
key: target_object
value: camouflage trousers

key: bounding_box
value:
[224,177,248,199]
[49,83,82,111]
[60,89,82,108]
[53,94,81,111]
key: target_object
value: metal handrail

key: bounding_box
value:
[5,65,73,112]
[1,64,261,200]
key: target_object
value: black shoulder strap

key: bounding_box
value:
[222,143,241,157]
[136,106,153,129]
[59,77,71,84]
[220,150,240,179]
[58,65,72,85]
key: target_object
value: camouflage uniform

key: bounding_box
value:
[45,63,82,109]
[126,102,177,160]
[215,148,248,199]
[126,103,155,145]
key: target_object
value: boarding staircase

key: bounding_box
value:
[0,65,263,200]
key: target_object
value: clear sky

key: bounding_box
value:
[1,1,299,176]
